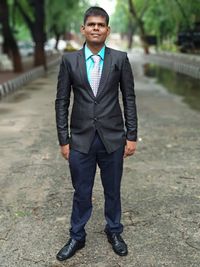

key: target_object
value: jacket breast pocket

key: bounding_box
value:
[109,67,120,84]
[110,64,120,73]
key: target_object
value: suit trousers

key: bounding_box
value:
[68,131,125,241]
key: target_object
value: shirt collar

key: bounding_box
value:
[85,44,105,61]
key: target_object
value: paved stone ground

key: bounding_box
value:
[0,54,200,267]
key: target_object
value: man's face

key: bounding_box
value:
[81,16,110,45]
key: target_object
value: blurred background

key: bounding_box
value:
[0,0,200,73]
[1,2,200,266]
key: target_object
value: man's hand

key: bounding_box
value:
[60,144,70,160]
[124,140,137,158]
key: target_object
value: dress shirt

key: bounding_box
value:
[84,44,105,83]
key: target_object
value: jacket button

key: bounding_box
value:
[94,117,98,121]
[94,101,98,104]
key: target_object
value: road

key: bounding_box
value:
[0,54,200,267]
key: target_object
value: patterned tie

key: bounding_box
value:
[90,55,101,97]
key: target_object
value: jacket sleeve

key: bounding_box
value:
[120,53,138,141]
[55,55,72,146]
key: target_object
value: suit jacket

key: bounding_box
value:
[55,45,137,154]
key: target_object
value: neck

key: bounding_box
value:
[86,42,105,54]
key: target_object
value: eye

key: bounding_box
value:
[87,23,95,27]
[98,23,106,28]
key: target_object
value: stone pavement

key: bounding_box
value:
[0,54,200,267]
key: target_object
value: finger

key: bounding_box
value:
[124,151,129,158]
[128,149,136,154]
[125,151,134,157]
[62,152,68,160]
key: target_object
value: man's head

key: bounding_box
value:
[83,6,109,26]
[81,7,110,47]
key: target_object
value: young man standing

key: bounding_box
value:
[55,6,137,261]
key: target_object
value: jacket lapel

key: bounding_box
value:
[96,47,112,99]
[78,48,95,99]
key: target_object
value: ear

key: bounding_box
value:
[107,26,111,37]
[80,25,85,35]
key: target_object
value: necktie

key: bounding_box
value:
[90,55,101,97]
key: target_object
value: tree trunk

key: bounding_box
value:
[16,0,46,69]
[128,0,149,54]
[55,33,61,50]
[127,19,135,49]
[0,0,23,72]
[52,25,60,50]
[32,0,46,68]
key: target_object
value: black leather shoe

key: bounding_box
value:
[105,231,128,256]
[56,238,85,261]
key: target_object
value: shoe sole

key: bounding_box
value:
[56,243,85,261]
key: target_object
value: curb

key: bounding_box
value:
[0,57,61,99]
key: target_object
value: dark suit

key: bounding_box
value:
[55,45,137,241]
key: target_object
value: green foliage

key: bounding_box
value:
[111,0,200,47]
[8,0,37,40]
[46,0,89,38]
[15,24,31,40]
[111,1,131,33]
[5,0,90,41]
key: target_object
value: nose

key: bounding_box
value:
[94,24,99,30]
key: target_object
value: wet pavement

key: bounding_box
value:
[0,54,200,267]
[144,64,200,111]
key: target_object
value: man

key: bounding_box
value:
[55,6,137,261]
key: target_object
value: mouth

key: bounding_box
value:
[91,34,100,37]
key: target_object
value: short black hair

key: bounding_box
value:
[84,6,109,26]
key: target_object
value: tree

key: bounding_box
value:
[111,0,150,53]
[0,0,23,72]
[141,0,200,48]
[111,1,132,39]
[15,0,46,68]
[46,0,89,49]
[111,0,200,52]
[112,4,135,49]
[128,0,150,54]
